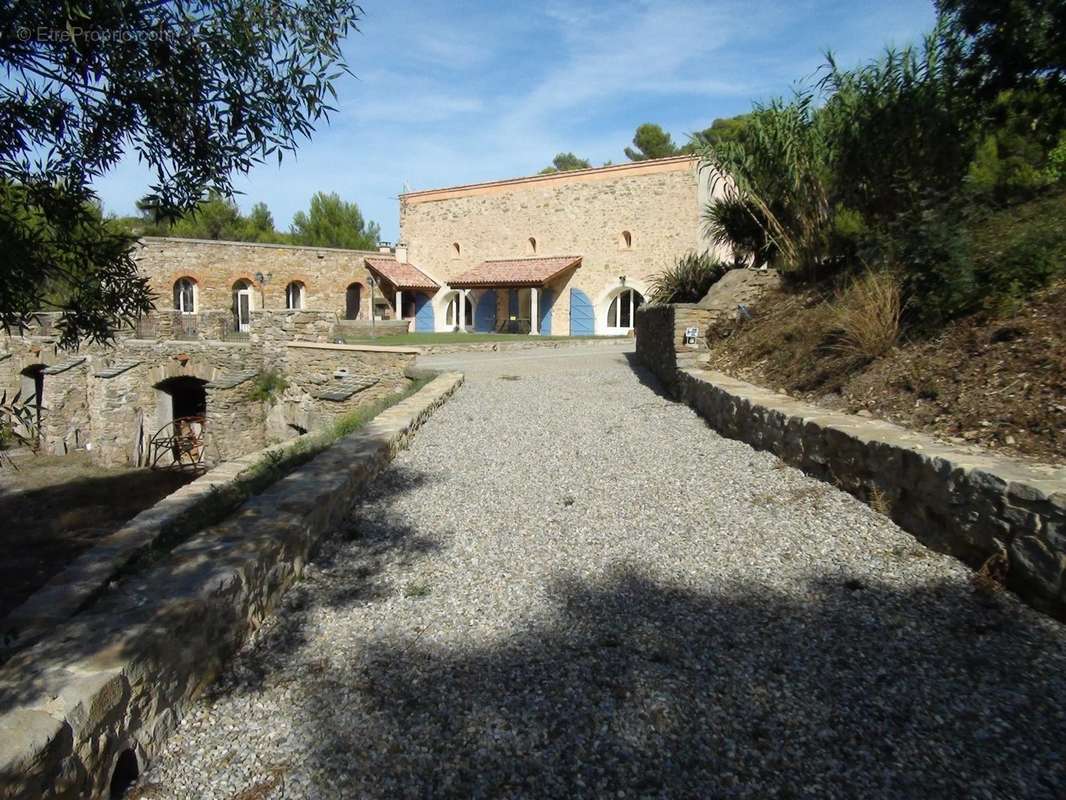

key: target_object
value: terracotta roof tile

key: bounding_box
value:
[449,256,582,288]
[364,257,439,290]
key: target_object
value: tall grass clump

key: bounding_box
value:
[649,252,733,304]
[832,271,903,360]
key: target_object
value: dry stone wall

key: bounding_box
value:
[675,369,1066,618]
[265,343,418,441]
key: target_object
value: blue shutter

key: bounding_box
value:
[539,288,554,335]
[569,288,594,336]
[474,290,497,333]
[414,293,434,332]
[508,288,519,318]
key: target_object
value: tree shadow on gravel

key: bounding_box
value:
[283,563,1066,799]
[198,464,444,699]
[0,463,435,716]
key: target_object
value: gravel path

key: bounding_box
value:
[137,344,1066,799]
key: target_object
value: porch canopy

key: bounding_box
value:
[448,255,581,289]
[364,257,439,291]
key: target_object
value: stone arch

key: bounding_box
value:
[593,278,649,335]
[434,289,474,331]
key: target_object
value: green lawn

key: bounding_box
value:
[338,332,621,345]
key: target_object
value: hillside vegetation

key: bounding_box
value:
[705,192,1066,463]
[695,1,1066,463]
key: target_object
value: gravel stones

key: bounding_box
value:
[136,344,1066,799]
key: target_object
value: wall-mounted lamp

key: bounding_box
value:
[619,275,627,286]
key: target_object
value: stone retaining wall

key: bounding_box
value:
[675,368,1066,618]
[0,372,463,800]
[634,304,715,388]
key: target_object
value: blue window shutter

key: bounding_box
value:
[474,290,497,332]
[414,293,434,332]
[569,288,594,336]
[539,288,554,335]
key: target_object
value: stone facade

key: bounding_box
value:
[2,326,418,468]
[133,237,390,322]
[265,343,417,440]
[400,156,730,335]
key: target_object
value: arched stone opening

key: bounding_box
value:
[19,363,45,428]
[109,747,139,798]
[345,282,363,320]
[150,376,208,467]
[595,279,649,335]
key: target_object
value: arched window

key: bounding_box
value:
[452,242,461,257]
[285,281,305,310]
[345,283,362,320]
[606,288,644,333]
[620,230,633,249]
[173,278,196,314]
[445,293,474,328]
[528,237,537,254]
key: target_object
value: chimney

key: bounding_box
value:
[395,242,408,263]
[377,240,392,254]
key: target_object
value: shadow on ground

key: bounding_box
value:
[0,460,194,618]
[203,535,1066,798]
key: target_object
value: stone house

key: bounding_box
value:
[133,155,729,338]
[395,154,730,336]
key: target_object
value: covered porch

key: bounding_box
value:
[447,256,582,335]
[364,257,440,331]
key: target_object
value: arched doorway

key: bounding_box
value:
[17,364,45,441]
[232,280,253,332]
[605,287,644,334]
[444,293,474,329]
[345,283,362,320]
[150,376,208,467]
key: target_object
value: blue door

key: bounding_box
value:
[474,290,497,333]
[570,288,594,336]
[539,288,554,335]
[414,293,434,332]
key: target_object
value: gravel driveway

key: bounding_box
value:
[137,344,1066,799]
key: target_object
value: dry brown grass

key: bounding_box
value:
[868,487,892,516]
[832,270,902,360]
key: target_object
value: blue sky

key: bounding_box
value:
[93,0,937,241]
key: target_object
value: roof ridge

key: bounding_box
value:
[481,255,582,263]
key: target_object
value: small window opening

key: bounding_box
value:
[621,230,633,249]
[173,278,196,314]
[528,237,537,254]
[285,281,304,310]
[109,748,139,798]
[452,242,461,257]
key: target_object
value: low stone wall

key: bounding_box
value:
[676,368,1066,618]
[266,343,419,440]
[0,372,463,800]
[334,319,411,338]
[634,304,714,388]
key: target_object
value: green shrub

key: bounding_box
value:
[979,226,1066,310]
[250,369,288,402]
[649,252,734,304]
[1046,132,1066,181]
